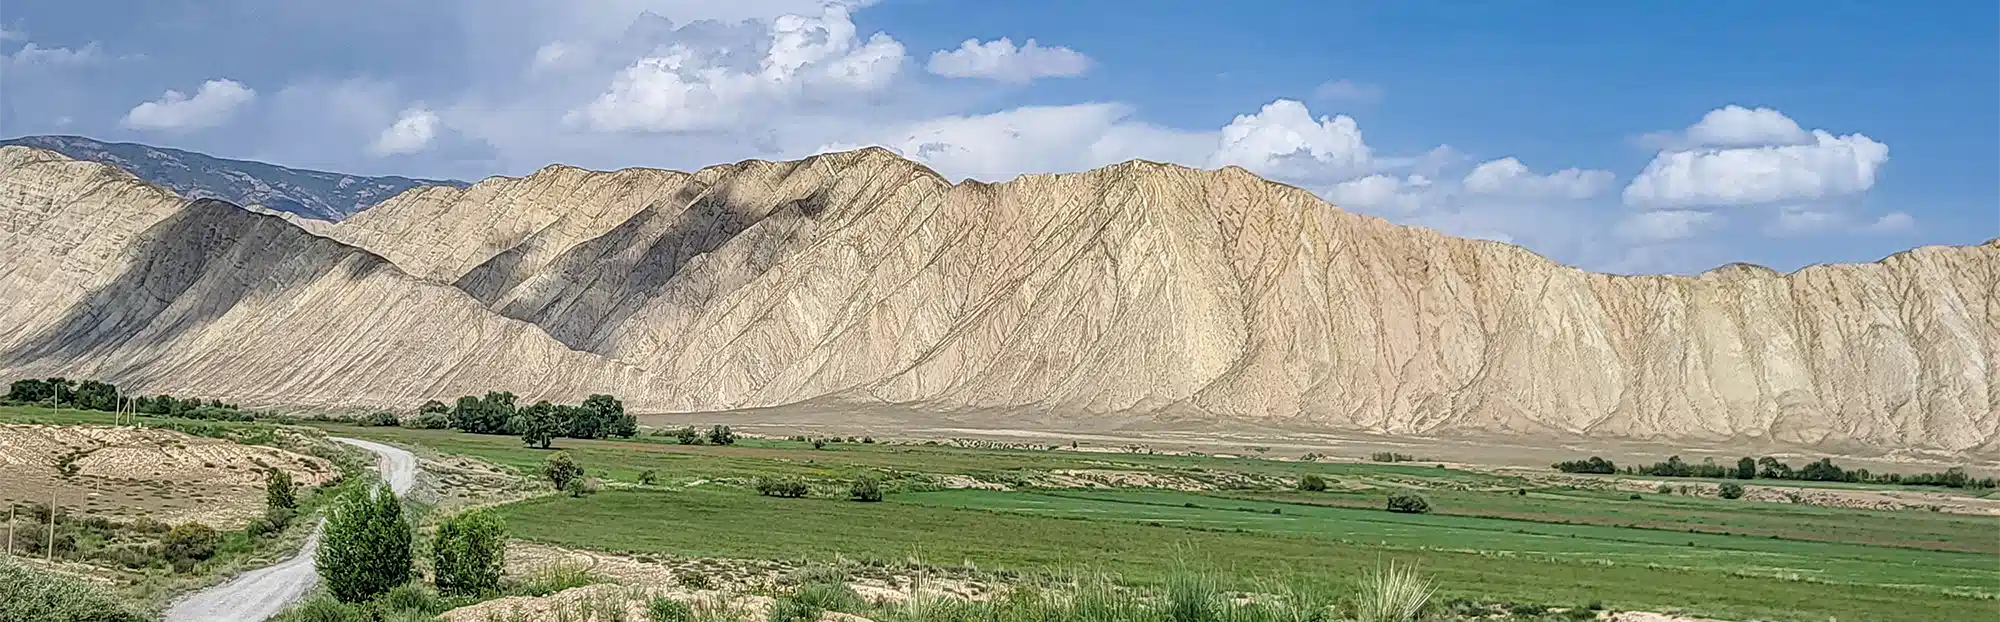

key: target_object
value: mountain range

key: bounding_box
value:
[0,135,464,221]
[1,140,1993,453]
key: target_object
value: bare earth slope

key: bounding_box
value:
[0,146,661,408]
[6,146,1996,452]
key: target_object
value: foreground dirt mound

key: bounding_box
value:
[0,424,335,527]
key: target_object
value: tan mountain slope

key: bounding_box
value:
[4,145,1994,452]
[314,148,1998,452]
[0,146,661,408]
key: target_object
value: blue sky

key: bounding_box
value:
[2,0,1994,274]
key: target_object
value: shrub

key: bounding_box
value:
[402,411,450,430]
[850,476,884,502]
[756,476,810,498]
[162,522,220,572]
[432,511,506,596]
[638,469,659,485]
[707,425,737,445]
[542,452,583,491]
[270,592,370,622]
[1718,482,1745,499]
[362,411,400,427]
[648,596,693,622]
[1656,484,1674,494]
[566,477,603,497]
[1385,493,1430,514]
[812,438,827,450]
[1353,561,1435,622]
[673,427,703,445]
[317,486,413,602]
[378,582,443,615]
[1296,473,1329,492]
[267,467,298,511]
[0,557,147,622]
[675,570,715,590]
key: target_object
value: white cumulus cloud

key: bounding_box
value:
[1327,173,1431,212]
[1623,106,1888,209]
[1208,99,1372,182]
[565,5,905,133]
[1685,105,1811,147]
[1462,157,1615,200]
[926,37,1090,83]
[120,79,257,131]
[817,103,1209,182]
[371,107,441,156]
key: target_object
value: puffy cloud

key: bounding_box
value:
[1615,209,1718,242]
[565,5,906,132]
[120,79,257,131]
[925,37,1090,83]
[370,107,441,156]
[1461,157,1614,200]
[1208,99,1372,182]
[1623,106,1888,209]
[6,41,105,67]
[1326,174,1430,212]
[1622,130,1888,208]
[1311,79,1382,105]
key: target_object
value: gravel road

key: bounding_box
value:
[162,437,417,622]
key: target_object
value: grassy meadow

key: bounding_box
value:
[5,405,1997,621]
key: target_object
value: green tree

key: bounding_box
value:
[1386,493,1431,514]
[707,425,736,446]
[419,399,449,417]
[317,486,413,602]
[515,401,562,449]
[1718,482,1746,499]
[162,522,220,572]
[850,476,884,502]
[431,511,507,596]
[1735,457,1757,480]
[542,452,583,491]
[558,403,600,439]
[265,468,297,511]
[1296,474,1329,492]
[584,394,637,438]
[4,378,51,402]
[72,380,119,412]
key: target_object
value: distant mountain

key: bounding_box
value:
[0,135,465,221]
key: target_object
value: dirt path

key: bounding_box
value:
[162,437,417,622]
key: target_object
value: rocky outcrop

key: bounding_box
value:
[4,145,1995,452]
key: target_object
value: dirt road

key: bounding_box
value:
[162,437,417,622]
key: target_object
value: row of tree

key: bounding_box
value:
[1554,454,1996,489]
[6,377,239,417]
[420,391,637,448]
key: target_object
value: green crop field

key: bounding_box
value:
[10,406,1997,621]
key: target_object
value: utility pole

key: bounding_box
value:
[6,504,14,556]
[45,492,55,561]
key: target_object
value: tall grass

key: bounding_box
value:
[1351,561,1435,622]
[0,558,148,622]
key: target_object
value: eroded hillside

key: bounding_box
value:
[4,145,1996,451]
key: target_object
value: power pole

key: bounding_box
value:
[45,492,55,561]
[6,504,14,556]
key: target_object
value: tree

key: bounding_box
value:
[4,379,51,403]
[1734,457,1757,480]
[542,452,583,491]
[1385,493,1431,514]
[451,392,519,435]
[1552,456,1616,474]
[1757,457,1793,479]
[265,468,297,511]
[419,399,449,417]
[431,511,506,596]
[582,394,636,439]
[162,522,220,572]
[72,380,119,412]
[674,426,703,445]
[707,425,736,446]
[1718,483,1745,499]
[850,476,884,502]
[317,486,413,602]
[1296,474,1329,492]
[514,401,562,449]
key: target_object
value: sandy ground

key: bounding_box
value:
[161,437,417,622]
[0,424,336,528]
[638,400,2000,476]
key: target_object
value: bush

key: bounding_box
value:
[162,522,220,572]
[362,411,400,427]
[317,486,413,602]
[673,427,703,445]
[1385,493,1430,514]
[812,438,827,450]
[267,467,298,511]
[1656,484,1674,494]
[377,582,443,615]
[1296,473,1329,492]
[1353,561,1435,622]
[567,477,603,497]
[707,425,737,446]
[0,557,148,622]
[850,476,884,502]
[1718,482,1745,499]
[270,592,370,622]
[638,469,659,485]
[432,510,506,596]
[648,596,693,622]
[756,476,810,498]
[402,411,450,430]
[542,452,582,491]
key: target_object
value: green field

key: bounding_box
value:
[9,406,1998,621]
